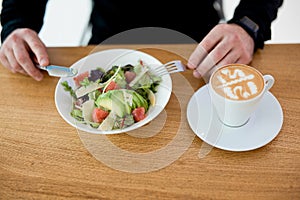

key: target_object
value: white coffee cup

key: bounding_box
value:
[208,64,274,127]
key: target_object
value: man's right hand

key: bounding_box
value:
[0,28,49,81]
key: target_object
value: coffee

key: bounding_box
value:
[211,64,264,101]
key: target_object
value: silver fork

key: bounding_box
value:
[152,60,186,76]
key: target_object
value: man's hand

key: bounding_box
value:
[0,28,49,81]
[187,23,255,79]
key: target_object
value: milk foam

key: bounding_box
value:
[211,65,264,100]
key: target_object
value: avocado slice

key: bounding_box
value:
[95,89,149,117]
[95,91,126,117]
[95,90,129,117]
[130,90,149,111]
[110,90,131,116]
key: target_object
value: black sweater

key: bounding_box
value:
[0,0,283,49]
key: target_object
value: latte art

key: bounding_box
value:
[211,64,264,100]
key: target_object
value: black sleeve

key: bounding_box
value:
[0,0,48,43]
[227,0,283,50]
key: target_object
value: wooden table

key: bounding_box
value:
[0,44,299,199]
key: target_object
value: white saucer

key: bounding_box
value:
[187,85,283,151]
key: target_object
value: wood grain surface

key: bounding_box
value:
[0,44,299,199]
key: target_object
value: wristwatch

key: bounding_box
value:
[229,16,259,41]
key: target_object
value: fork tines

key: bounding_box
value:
[153,60,186,76]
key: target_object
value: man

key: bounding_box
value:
[0,0,283,81]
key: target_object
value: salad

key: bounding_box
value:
[61,60,162,131]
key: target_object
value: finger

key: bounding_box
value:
[18,68,28,76]
[196,39,232,77]
[208,39,232,65]
[24,33,49,66]
[0,52,11,71]
[187,28,222,70]
[5,49,24,73]
[191,26,223,78]
[235,53,252,64]
[7,56,28,75]
[197,48,239,83]
[13,43,44,81]
[192,58,216,80]
[192,69,202,79]
[235,57,245,64]
[187,44,208,69]
[1,57,21,74]
[199,27,223,53]
[215,49,240,67]
[194,51,216,77]
[197,40,234,78]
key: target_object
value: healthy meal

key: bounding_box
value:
[61,60,161,131]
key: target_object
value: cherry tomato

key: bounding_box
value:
[92,108,109,123]
[132,107,146,122]
[104,81,118,92]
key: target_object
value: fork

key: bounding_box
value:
[152,60,186,76]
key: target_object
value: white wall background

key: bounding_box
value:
[223,0,300,44]
[39,0,92,46]
[1,0,300,46]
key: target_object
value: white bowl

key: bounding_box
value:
[55,49,172,134]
